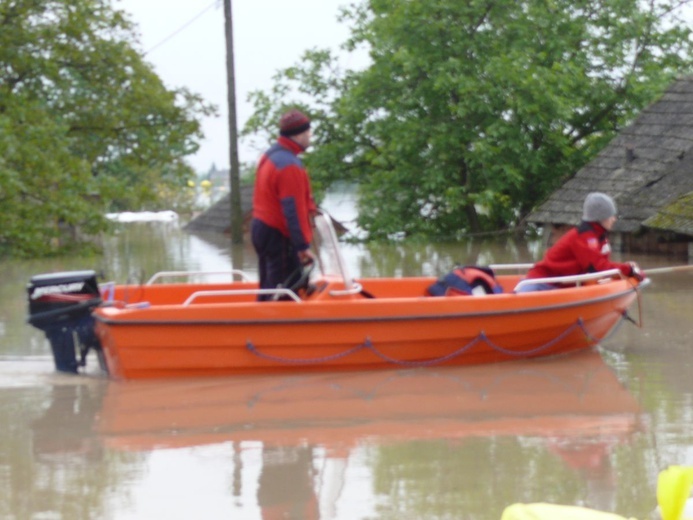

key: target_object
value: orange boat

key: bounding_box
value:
[94,350,642,451]
[26,214,648,380]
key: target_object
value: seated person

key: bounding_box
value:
[516,192,643,293]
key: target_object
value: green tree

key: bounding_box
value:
[0,0,215,257]
[243,0,693,239]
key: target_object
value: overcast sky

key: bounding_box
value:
[117,0,359,173]
[115,1,692,176]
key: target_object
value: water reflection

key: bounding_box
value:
[13,351,638,518]
[32,383,103,459]
[94,350,640,450]
[256,446,320,519]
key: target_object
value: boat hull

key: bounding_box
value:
[93,275,642,380]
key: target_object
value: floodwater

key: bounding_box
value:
[1,201,692,519]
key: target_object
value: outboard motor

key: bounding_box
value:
[27,271,104,374]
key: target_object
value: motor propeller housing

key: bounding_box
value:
[26,271,104,374]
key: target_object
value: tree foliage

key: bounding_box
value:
[0,0,215,257]
[243,0,693,240]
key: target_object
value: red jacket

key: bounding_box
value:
[527,221,632,280]
[252,137,316,251]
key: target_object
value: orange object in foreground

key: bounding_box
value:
[92,270,644,380]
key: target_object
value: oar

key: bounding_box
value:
[645,265,693,276]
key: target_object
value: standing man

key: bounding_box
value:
[251,109,316,300]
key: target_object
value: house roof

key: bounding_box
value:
[184,185,254,234]
[527,76,693,236]
[643,191,693,235]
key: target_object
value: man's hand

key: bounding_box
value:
[298,249,315,265]
[627,261,645,281]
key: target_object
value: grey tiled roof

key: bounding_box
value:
[528,76,693,236]
[184,185,254,234]
[643,191,693,235]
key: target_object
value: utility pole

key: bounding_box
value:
[224,0,243,244]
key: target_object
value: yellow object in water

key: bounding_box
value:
[501,465,693,520]
[657,466,693,520]
[500,503,634,520]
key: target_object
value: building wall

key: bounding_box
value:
[621,230,690,259]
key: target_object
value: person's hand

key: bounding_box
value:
[627,261,645,281]
[298,249,315,265]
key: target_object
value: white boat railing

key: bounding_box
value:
[513,269,623,291]
[183,288,302,305]
[146,270,251,285]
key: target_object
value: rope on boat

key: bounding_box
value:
[246,341,367,364]
[479,324,580,357]
[245,314,632,368]
[361,336,485,367]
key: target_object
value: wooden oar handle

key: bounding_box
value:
[642,265,693,275]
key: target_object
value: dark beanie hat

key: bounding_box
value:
[582,192,617,222]
[279,109,311,137]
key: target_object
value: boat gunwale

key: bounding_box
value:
[93,284,640,327]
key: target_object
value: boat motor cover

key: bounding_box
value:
[27,270,102,326]
[427,266,503,297]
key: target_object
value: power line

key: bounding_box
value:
[144,1,220,56]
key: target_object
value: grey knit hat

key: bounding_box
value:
[582,192,617,222]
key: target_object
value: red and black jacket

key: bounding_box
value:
[527,221,633,280]
[252,137,316,251]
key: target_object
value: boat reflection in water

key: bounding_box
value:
[25,349,644,518]
[89,349,644,517]
[95,348,641,450]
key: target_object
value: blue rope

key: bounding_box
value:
[481,321,583,357]
[578,311,628,344]
[362,336,484,367]
[246,340,366,364]
[245,314,629,368]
